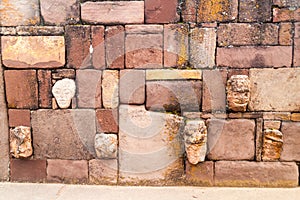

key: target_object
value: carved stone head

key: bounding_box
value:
[52,78,76,109]
[227,75,250,112]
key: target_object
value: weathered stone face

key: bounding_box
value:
[262,129,283,161]
[95,134,118,159]
[227,75,250,112]
[184,120,207,165]
[52,78,76,109]
[10,126,32,159]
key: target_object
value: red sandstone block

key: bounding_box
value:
[5,70,38,109]
[273,7,300,22]
[105,26,125,69]
[145,0,179,23]
[217,46,292,68]
[66,25,91,69]
[92,26,105,69]
[8,109,31,127]
[239,0,272,22]
[207,119,255,160]
[96,109,118,133]
[279,23,293,45]
[38,70,52,108]
[294,23,300,66]
[10,159,46,182]
[47,160,88,184]
[281,122,300,161]
[181,0,197,22]
[215,161,299,187]
[185,161,214,186]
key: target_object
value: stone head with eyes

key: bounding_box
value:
[52,78,76,109]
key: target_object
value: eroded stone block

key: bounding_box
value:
[95,133,118,159]
[227,75,250,112]
[102,70,119,109]
[10,126,32,158]
[262,129,283,161]
[184,120,207,165]
[52,78,76,109]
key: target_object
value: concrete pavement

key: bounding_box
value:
[0,183,299,200]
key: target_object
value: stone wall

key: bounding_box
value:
[0,0,299,187]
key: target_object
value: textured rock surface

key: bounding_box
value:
[145,0,179,23]
[146,70,201,80]
[52,78,76,109]
[1,36,65,69]
[96,109,118,133]
[294,23,300,67]
[119,105,184,184]
[91,26,105,69]
[184,120,207,165]
[185,161,214,186]
[207,119,255,160]
[249,68,300,112]
[239,0,272,22]
[89,159,118,185]
[95,133,118,159]
[281,122,300,161]
[226,75,250,112]
[38,70,52,108]
[215,161,298,187]
[31,109,96,159]
[0,0,40,26]
[262,129,283,161]
[10,160,46,182]
[190,28,216,68]
[8,109,31,127]
[102,70,119,109]
[10,126,32,158]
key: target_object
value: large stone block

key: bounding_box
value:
[81,1,144,24]
[145,0,179,23]
[8,109,31,127]
[249,68,300,112]
[185,161,214,186]
[91,26,105,69]
[207,119,255,160]
[273,7,300,22]
[119,105,184,184]
[1,36,65,69]
[4,70,38,109]
[281,122,300,161]
[190,28,216,68]
[0,0,40,26]
[10,160,46,182]
[89,159,118,185]
[239,0,272,22]
[31,109,96,160]
[96,109,118,133]
[215,161,298,187]
[146,81,201,112]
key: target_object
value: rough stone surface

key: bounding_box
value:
[81,1,144,24]
[47,160,88,184]
[264,121,281,130]
[96,109,118,133]
[217,23,278,46]
[102,70,119,109]
[273,7,300,22]
[95,133,118,159]
[52,69,75,80]
[119,105,184,184]
[146,70,201,80]
[40,0,79,25]
[202,70,227,112]
[262,129,283,161]
[217,46,292,68]
[263,112,291,121]
[164,24,189,68]
[146,81,201,112]
[249,68,300,112]
[0,0,40,26]
[16,26,64,36]
[255,118,263,161]
[10,160,46,182]
[279,23,293,45]
[239,0,272,22]
[31,109,96,160]
[120,70,145,104]
[185,161,214,186]
[184,120,207,165]
[294,23,300,67]
[126,28,163,69]
[76,70,102,108]
[181,0,197,22]
[105,26,125,69]
[215,161,299,187]
[9,126,32,159]
[38,70,52,108]
[145,0,179,23]
[190,28,216,68]
[226,75,250,112]
[273,0,300,7]
[8,109,31,127]
[91,26,105,69]
[52,78,76,109]
[4,70,38,109]
[1,36,65,69]
[281,122,300,161]
[89,159,118,185]
[207,119,255,160]
[197,0,238,22]
[66,26,91,69]
[291,113,300,122]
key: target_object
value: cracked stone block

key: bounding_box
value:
[95,133,118,159]
[10,126,33,159]
[52,78,76,109]
[262,129,283,161]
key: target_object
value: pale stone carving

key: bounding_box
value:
[184,120,207,165]
[262,129,283,161]
[10,126,33,158]
[95,133,118,159]
[227,75,250,112]
[52,78,76,109]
